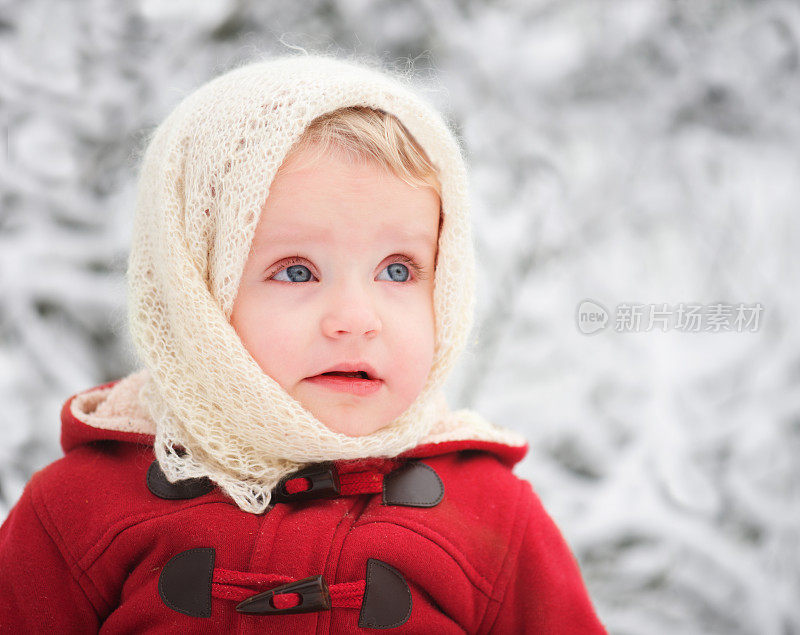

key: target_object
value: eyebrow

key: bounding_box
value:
[256,225,437,250]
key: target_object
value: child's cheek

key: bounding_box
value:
[387,300,435,386]
[231,286,308,373]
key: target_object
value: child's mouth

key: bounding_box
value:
[305,371,382,396]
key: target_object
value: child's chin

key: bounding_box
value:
[322,417,389,437]
[293,386,391,435]
[311,408,390,437]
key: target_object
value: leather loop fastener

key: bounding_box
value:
[227,559,411,627]
[236,575,331,615]
[359,559,412,629]
[382,461,444,508]
[271,462,340,503]
[147,460,215,500]
[159,547,216,618]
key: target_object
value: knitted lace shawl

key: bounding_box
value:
[126,53,525,514]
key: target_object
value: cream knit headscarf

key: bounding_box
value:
[126,53,525,514]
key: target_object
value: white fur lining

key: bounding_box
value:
[68,368,528,451]
[69,369,155,436]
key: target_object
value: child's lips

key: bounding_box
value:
[305,373,383,396]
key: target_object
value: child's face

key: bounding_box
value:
[230,144,440,437]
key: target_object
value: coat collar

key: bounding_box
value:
[61,370,529,469]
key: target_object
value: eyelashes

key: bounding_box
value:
[267,254,429,282]
[385,255,427,280]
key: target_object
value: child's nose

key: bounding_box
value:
[320,282,381,339]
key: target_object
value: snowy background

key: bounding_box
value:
[2,1,799,633]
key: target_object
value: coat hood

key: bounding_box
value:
[61,369,529,469]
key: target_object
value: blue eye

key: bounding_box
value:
[270,257,420,283]
[377,263,410,282]
[273,264,314,282]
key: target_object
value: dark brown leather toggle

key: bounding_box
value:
[382,461,444,508]
[271,462,340,503]
[359,559,412,629]
[236,575,332,615]
[159,547,215,618]
[147,460,215,500]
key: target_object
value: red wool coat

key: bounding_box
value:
[0,378,606,633]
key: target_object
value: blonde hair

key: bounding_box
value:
[279,106,443,196]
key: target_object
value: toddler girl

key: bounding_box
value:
[0,53,606,633]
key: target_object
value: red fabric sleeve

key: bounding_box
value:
[0,483,101,633]
[485,481,607,634]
